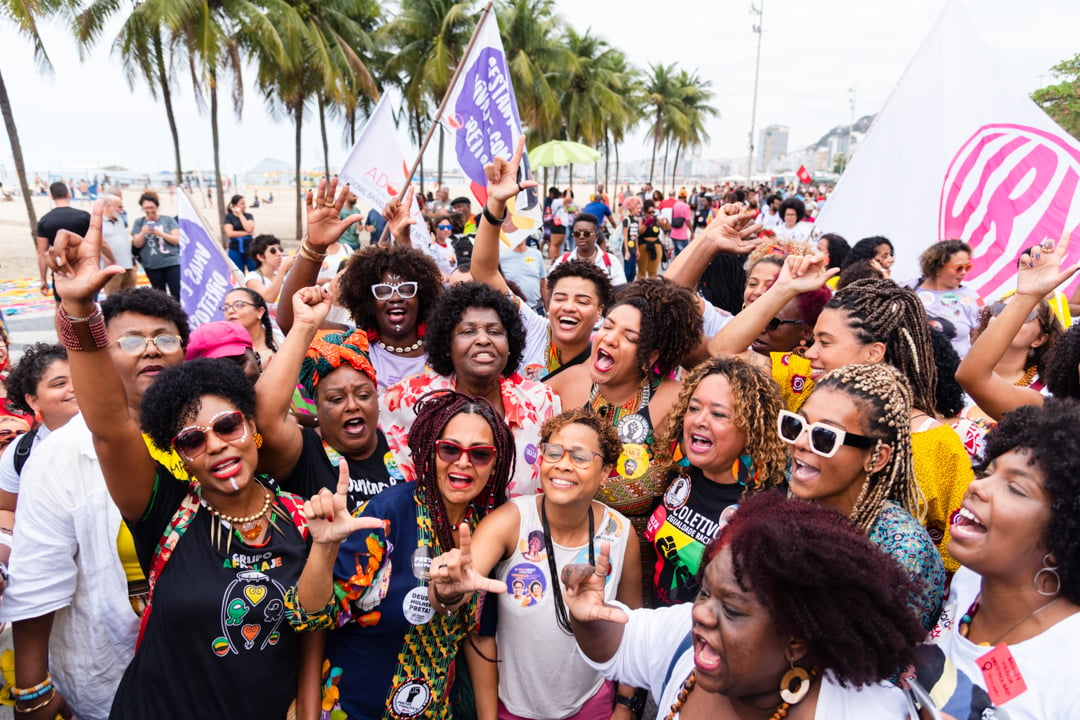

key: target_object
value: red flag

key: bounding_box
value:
[797,165,812,185]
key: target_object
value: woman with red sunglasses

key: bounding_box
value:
[285,390,515,720]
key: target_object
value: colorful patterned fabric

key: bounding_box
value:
[770,351,814,412]
[868,501,946,632]
[299,329,377,399]
[379,366,559,497]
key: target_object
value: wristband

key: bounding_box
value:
[12,675,53,698]
[431,585,465,612]
[56,303,109,352]
[298,241,327,263]
[482,203,507,227]
[614,690,646,717]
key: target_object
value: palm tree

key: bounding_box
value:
[381,0,476,189]
[594,48,636,193]
[1,0,77,249]
[74,0,186,187]
[668,69,717,190]
[497,0,567,143]
[560,28,626,188]
[643,62,682,187]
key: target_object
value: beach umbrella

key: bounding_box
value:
[529,140,601,168]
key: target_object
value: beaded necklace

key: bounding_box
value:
[546,328,562,374]
[662,672,794,720]
[1013,365,1038,388]
[589,375,652,426]
[202,486,273,541]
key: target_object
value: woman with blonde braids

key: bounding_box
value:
[778,363,945,630]
[644,355,787,606]
[711,254,974,572]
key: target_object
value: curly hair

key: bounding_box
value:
[655,356,787,490]
[778,197,806,223]
[540,408,621,467]
[336,244,443,334]
[102,287,190,347]
[424,282,525,379]
[3,343,68,415]
[745,238,810,270]
[841,236,894,270]
[836,258,885,290]
[407,391,514,554]
[819,233,850,272]
[919,239,972,281]
[612,277,702,376]
[225,287,278,352]
[140,358,255,452]
[249,234,281,263]
[973,298,1062,381]
[982,397,1080,604]
[1043,324,1080,400]
[928,327,965,418]
[828,279,937,415]
[546,260,614,312]
[812,364,926,529]
[701,490,925,686]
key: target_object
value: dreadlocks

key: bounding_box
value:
[407,391,515,553]
[813,363,926,532]
[829,279,937,416]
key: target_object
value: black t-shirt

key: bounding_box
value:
[224,211,254,252]
[36,206,91,246]
[113,470,308,719]
[279,427,401,511]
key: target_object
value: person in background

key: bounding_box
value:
[364,202,388,246]
[36,181,91,297]
[452,196,477,236]
[552,212,627,287]
[338,192,363,251]
[499,230,548,312]
[222,287,280,366]
[908,239,982,357]
[636,200,664,279]
[774,197,812,243]
[841,235,895,279]
[223,194,257,272]
[547,187,567,264]
[620,195,642,283]
[759,192,782,229]
[582,192,617,244]
[132,191,181,298]
[669,188,693,257]
[101,194,136,295]
[244,234,294,316]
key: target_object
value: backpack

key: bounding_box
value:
[12,427,40,477]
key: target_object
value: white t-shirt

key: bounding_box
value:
[102,215,133,269]
[702,301,734,338]
[551,248,627,286]
[515,300,554,381]
[0,424,52,493]
[774,222,814,243]
[368,342,428,393]
[916,567,1080,718]
[584,602,910,718]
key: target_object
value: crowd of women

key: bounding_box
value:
[0,136,1077,720]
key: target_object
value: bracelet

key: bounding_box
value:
[56,304,109,352]
[297,241,327,263]
[14,681,51,701]
[14,688,55,714]
[431,585,465,611]
[481,203,507,227]
[12,674,53,698]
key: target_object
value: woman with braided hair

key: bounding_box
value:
[285,390,515,720]
[645,355,788,606]
[711,253,974,572]
[779,363,945,630]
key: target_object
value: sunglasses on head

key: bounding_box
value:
[990,301,1038,324]
[776,410,875,458]
[171,410,248,461]
[540,443,602,468]
[371,281,418,301]
[572,230,596,239]
[114,334,183,356]
[765,317,805,332]
[435,440,496,466]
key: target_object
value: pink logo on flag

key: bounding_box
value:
[939,123,1080,300]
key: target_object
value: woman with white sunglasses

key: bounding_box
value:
[777,362,946,631]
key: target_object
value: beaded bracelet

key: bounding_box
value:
[14,688,56,714]
[11,674,53,698]
[13,682,51,701]
[56,304,109,352]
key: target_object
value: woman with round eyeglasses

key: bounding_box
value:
[222,287,279,365]
[907,239,982,357]
[778,363,945,631]
[428,408,644,720]
[285,391,514,720]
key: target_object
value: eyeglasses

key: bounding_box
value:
[114,334,183,356]
[990,301,1038,324]
[267,246,282,254]
[371,281,419,301]
[221,300,256,313]
[765,317,805,332]
[946,263,972,273]
[171,410,248,461]
[540,443,602,468]
[435,440,496,466]
[776,410,875,458]
[437,224,453,230]
[572,230,596,239]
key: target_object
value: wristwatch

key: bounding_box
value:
[614,691,646,716]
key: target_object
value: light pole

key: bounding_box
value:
[845,86,856,172]
[747,1,765,186]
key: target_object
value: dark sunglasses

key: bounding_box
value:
[267,246,282,254]
[765,317,805,332]
[776,410,875,458]
[990,301,1038,324]
[572,230,596,239]
[172,410,248,461]
[435,440,496,466]
[540,443,602,468]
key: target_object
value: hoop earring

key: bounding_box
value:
[779,664,812,705]
[1034,553,1061,597]
[794,340,808,357]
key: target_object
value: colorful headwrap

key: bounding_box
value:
[298,329,377,399]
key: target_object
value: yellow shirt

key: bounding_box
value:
[116,523,145,583]
[912,424,974,574]
[771,351,815,412]
[144,433,191,482]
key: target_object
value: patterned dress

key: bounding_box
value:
[868,501,946,631]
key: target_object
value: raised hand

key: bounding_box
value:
[1016,234,1080,299]
[699,204,764,256]
[305,177,362,250]
[484,135,537,204]
[383,186,417,246]
[47,200,123,312]
[561,541,628,625]
[290,285,332,329]
[303,461,383,545]
[429,523,507,600]
[772,251,838,295]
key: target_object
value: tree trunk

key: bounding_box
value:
[662,137,672,196]
[294,101,304,241]
[0,65,37,250]
[153,32,183,188]
[614,141,620,201]
[437,124,444,188]
[210,73,227,244]
[603,133,610,194]
[672,143,682,189]
[318,93,330,177]
[349,105,356,147]
[648,108,661,186]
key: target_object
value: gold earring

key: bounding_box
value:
[779,664,812,704]
[253,432,263,449]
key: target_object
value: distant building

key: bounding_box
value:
[757,125,789,173]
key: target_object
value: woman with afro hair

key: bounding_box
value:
[916,397,1080,717]
[381,281,558,498]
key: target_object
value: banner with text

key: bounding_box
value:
[179,190,237,328]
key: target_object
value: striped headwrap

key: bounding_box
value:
[298,329,377,399]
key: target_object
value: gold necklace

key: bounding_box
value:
[1013,365,1038,387]
[203,487,273,541]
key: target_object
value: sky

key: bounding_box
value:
[1,0,1078,182]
